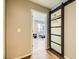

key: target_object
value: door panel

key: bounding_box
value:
[51,19,61,27]
[51,42,61,53]
[51,9,61,20]
[51,28,61,35]
[51,35,61,44]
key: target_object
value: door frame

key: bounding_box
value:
[31,9,48,53]
[48,4,64,57]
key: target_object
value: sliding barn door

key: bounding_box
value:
[49,4,64,57]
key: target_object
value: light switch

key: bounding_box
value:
[17,28,21,32]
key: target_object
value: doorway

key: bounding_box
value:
[31,9,48,59]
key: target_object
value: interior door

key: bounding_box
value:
[48,4,64,57]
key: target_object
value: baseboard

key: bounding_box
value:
[64,56,70,59]
[14,53,32,59]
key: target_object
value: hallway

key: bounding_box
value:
[5,0,76,59]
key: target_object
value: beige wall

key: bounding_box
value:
[64,1,76,59]
[5,0,49,59]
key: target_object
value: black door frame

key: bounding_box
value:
[48,4,64,57]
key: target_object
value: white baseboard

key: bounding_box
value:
[14,53,32,59]
[64,56,70,59]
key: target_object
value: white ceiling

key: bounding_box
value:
[29,0,68,9]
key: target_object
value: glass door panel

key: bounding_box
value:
[51,28,61,35]
[51,19,61,27]
[51,42,61,53]
[51,35,61,44]
[51,9,61,20]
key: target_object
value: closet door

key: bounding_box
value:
[49,5,64,57]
